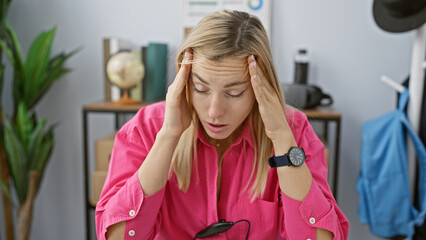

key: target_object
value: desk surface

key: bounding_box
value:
[83,101,341,119]
[83,101,153,112]
[302,106,341,119]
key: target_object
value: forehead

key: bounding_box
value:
[191,54,248,81]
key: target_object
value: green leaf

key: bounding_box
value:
[28,118,47,170]
[35,136,53,189]
[3,21,25,111]
[0,179,12,203]
[30,47,80,108]
[32,68,70,105]
[0,0,12,25]
[3,111,56,204]
[4,21,23,63]
[0,39,13,65]
[34,124,54,189]
[4,117,28,204]
[4,21,23,67]
[24,27,55,108]
[15,102,33,152]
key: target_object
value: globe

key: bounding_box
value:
[106,51,144,104]
[106,51,144,90]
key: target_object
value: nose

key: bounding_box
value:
[207,94,225,120]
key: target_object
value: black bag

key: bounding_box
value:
[282,83,333,109]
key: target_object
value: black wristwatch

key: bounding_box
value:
[268,147,306,168]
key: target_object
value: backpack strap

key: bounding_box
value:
[399,89,426,233]
[398,89,409,111]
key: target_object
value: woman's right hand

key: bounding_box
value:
[161,48,193,138]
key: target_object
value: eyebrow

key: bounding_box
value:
[192,72,248,88]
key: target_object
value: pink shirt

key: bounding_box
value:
[95,102,349,240]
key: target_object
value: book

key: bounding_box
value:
[143,42,168,101]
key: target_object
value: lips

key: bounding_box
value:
[205,122,228,133]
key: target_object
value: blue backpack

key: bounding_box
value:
[357,89,426,239]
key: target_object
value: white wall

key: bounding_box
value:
[0,0,416,239]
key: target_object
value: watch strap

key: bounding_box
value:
[268,154,291,168]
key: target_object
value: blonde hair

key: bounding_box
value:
[172,10,286,200]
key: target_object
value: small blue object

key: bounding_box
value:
[248,0,263,11]
[357,89,426,239]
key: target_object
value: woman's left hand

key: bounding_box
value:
[247,55,297,152]
[248,56,313,202]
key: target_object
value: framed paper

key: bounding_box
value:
[183,0,271,37]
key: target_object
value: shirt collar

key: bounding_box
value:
[196,118,254,149]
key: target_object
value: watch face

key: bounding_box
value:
[289,147,305,167]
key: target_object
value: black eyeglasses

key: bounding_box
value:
[193,219,251,239]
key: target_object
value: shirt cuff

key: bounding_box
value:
[281,180,338,239]
[101,171,165,239]
[124,175,165,239]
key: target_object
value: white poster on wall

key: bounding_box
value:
[183,0,271,37]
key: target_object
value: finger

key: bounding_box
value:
[171,49,193,96]
[247,54,256,77]
[252,57,276,95]
[178,49,193,80]
[248,56,273,102]
[181,48,193,71]
[181,48,193,82]
[250,73,269,105]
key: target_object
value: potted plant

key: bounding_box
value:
[0,9,78,240]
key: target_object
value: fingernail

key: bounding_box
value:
[185,52,188,58]
[254,61,256,70]
[251,54,256,62]
[254,75,257,81]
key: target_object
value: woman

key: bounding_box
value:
[96,10,349,240]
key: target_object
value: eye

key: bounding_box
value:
[227,90,245,98]
[193,83,209,94]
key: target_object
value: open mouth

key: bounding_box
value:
[206,122,228,133]
[210,123,226,127]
